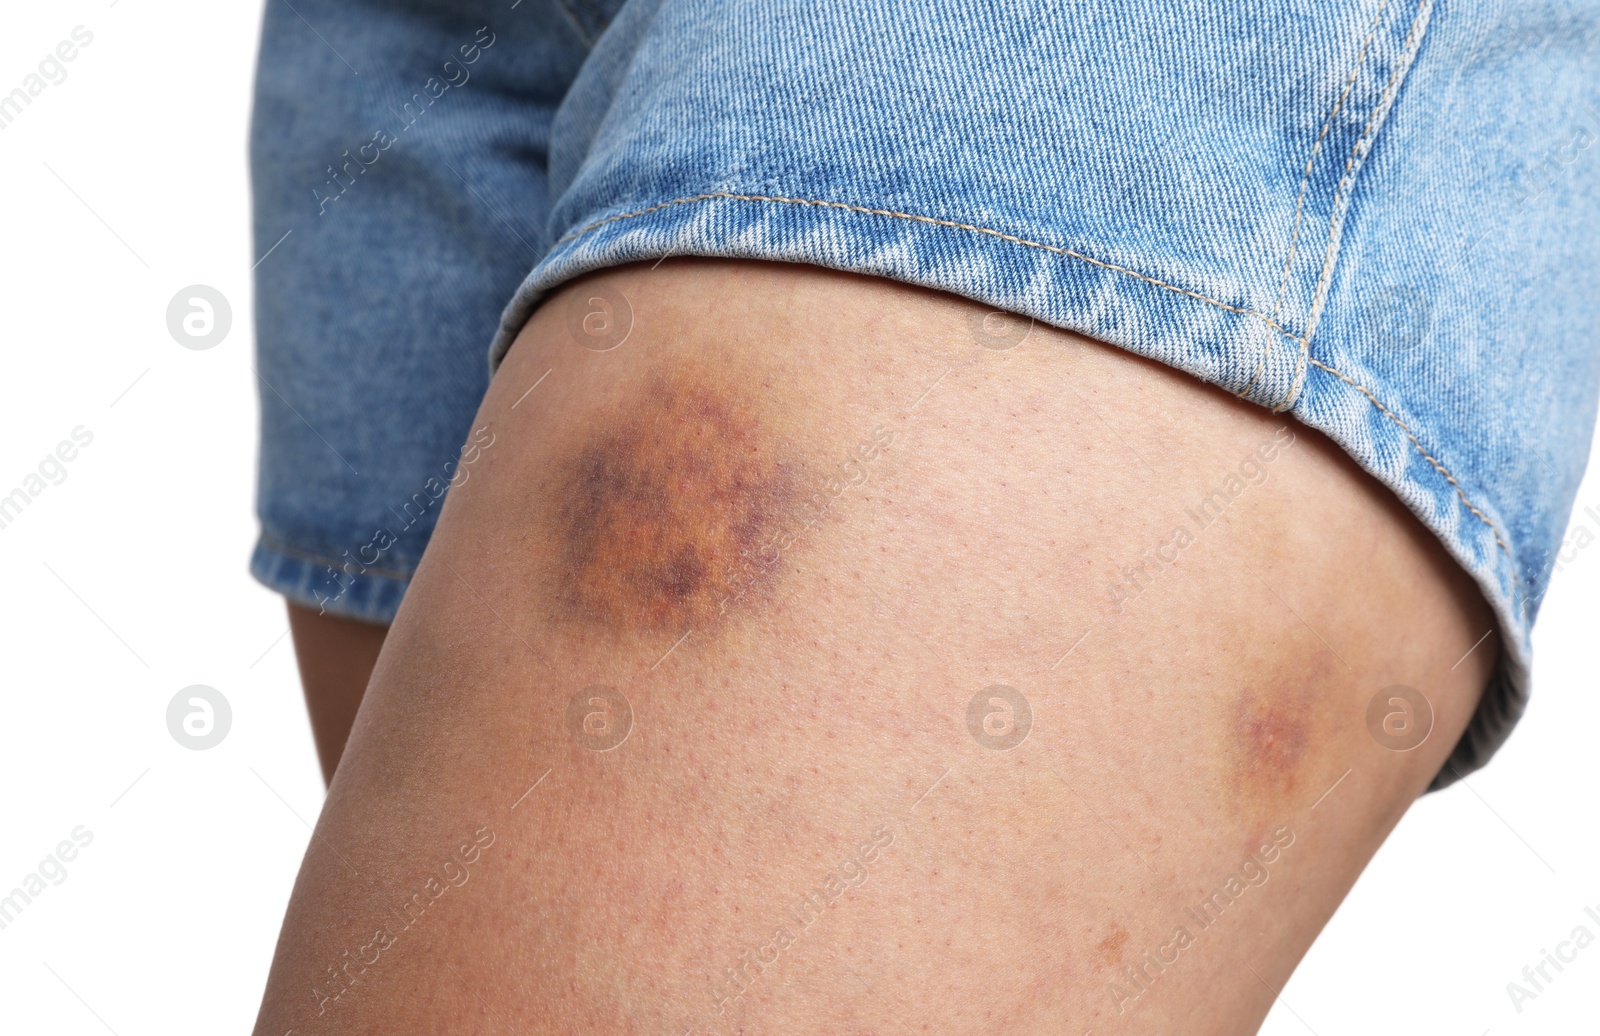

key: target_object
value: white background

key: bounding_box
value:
[0,2,1596,1033]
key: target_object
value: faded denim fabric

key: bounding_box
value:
[252,0,1600,786]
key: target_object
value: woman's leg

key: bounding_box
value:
[253,259,1494,1035]
[285,604,389,785]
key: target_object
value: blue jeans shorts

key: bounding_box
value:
[249,0,1600,787]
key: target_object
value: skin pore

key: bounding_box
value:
[254,259,1495,1035]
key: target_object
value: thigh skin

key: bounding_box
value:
[251,260,1494,1035]
[285,604,389,785]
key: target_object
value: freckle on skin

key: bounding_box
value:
[1096,923,1130,966]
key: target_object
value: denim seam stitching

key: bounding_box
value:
[550,188,1511,568]
[1237,0,1391,401]
[1287,0,1433,412]
[258,532,417,581]
[1304,357,1515,567]
[551,0,595,47]
[555,192,1308,346]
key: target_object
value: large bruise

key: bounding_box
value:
[551,371,803,636]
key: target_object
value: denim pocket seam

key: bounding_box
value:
[555,191,1309,348]
[1237,0,1393,402]
[1287,0,1435,412]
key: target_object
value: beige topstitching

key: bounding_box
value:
[550,188,1512,565]
[1285,0,1435,412]
[1237,0,1392,402]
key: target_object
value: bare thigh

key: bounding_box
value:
[252,260,1493,1035]
[285,603,388,785]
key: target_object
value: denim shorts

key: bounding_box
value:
[249,0,1600,786]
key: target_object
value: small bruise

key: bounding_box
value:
[547,368,805,637]
[1224,677,1320,805]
